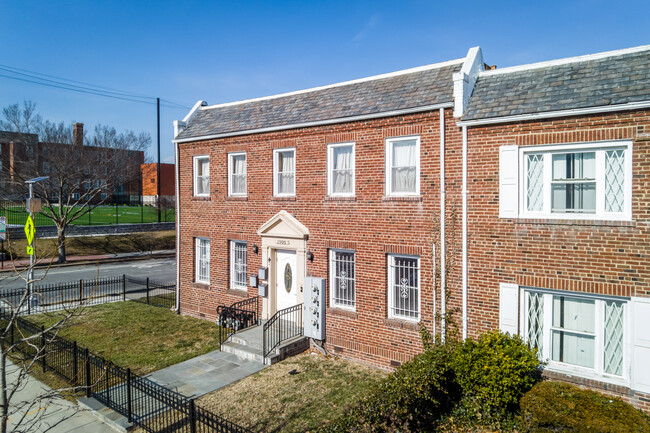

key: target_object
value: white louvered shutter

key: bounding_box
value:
[499,283,519,335]
[631,297,650,393]
[499,145,519,218]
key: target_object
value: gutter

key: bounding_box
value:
[173,103,454,144]
[439,107,446,340]
[457,101,650,127]
[174,139,181,313]
[462,125,468,340]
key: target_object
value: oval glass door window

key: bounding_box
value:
[284,263,292,293]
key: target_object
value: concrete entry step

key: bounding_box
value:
[220,324,309,366]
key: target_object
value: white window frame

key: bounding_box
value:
[520,141,632,221]
[193,155,210,197]
[195,237,210,284]
[327,142,355,197]
[229,240,247,290]
[385,135,420,197]
[273,148,296,197]
[329,249,356,310]
[520,287,631,387]
[72,192,80,200]
[100,193,108,200]
[387,254,421,321]
[228,152,247,197]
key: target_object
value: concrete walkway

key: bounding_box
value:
[145,350,266,398]
[5,362,118,433]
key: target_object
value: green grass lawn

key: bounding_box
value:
[1,204,175,227]
[198,352,388,433]
[29,301,220,375]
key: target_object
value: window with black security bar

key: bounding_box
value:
[388,255,420,320]
[230,240,247,290]
[330,250,355,309]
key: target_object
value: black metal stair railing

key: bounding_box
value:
[217,296,261,346]
[262,303,303,363]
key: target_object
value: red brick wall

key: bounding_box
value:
[142,163,175,196]
[465,110,650,410]
[177,108,464,368]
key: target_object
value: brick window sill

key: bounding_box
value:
[271,196,296,202]
[192,282,211,290]
[382,196,422,202]
[226,288,249,297]
[225,196,248,202]
[383,318,420,331]
[191,196,211,202]
[325,196,357,202]
[515,218,635,228]
[327,307,358,319]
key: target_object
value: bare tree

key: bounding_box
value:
[0,101,150,263]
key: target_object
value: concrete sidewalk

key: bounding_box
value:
[0,249,175,273]
[5,362,118,433]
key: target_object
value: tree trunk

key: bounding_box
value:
[57,225,67,264]
[1,342,8,433]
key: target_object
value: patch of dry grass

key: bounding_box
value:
[197,351,388,433]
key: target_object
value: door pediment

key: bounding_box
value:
[257,210,309,239]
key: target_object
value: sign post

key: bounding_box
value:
[24,176,48,314]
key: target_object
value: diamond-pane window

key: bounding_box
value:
[527,292,544,355]
[605,149,625,213]
[527,154,544,212]
[604,301,624,376]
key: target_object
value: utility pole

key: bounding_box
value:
[157,97,161,223]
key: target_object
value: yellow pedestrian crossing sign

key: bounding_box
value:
[24,215,35,246]
[26,246,34,255]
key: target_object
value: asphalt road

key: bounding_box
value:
[0,257,176,291]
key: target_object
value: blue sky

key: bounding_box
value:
[1,1,648,163]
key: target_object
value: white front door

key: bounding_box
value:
[276,249,297,311]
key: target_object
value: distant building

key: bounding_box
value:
[141,163,175,206]
[0,123,143,203]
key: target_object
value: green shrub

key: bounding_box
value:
[451,330,542,419]
[322,343,461,433]
[520,381,650,433]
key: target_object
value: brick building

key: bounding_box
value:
[141,163,175,205]
[173,45,650,409]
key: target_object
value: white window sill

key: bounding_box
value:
[544,360,629,388]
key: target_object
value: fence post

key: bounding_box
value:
[141,202,143,224]
[79,279,84,304]
[122,274,127,301]
[115,203,118,225]
[127,368,133,423]
[73,341,78,386]
[146,277,150,305]
[85,348,91,397]
[41,325,46,373]
[189,399,197,433]
[105,363,111,406]
[89,207,91,226]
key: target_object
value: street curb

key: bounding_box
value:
[0,251,175,274]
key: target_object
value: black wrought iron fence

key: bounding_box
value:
[217,296,261,346]
[262,303,303,363]
[2,313,253,433]
[0,274,175,316]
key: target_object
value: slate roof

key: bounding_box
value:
[176,61,462,140]
[463,48,650,121]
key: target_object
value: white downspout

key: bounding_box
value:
[462,125,468,340]
[439,108,446,341]
[174,140,181,312]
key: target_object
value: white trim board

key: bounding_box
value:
[479,45,650,77]
[457,101,650,127]
[200,59,463,111]
[174,103,453,144]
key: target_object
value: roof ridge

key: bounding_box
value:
[479,44,650,77]
[201,58,464,110]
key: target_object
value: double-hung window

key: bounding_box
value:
[195,237,210,284]
[523,289,627,381]
[329,250,355,309]
[230,240,247,290]
[327,143,355,196]
[228,152,246,196]
[386,136,420,196]
[273,148,295,196]
[388,254,420,321]
[193,155,210,197]
[521,142,631,219]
